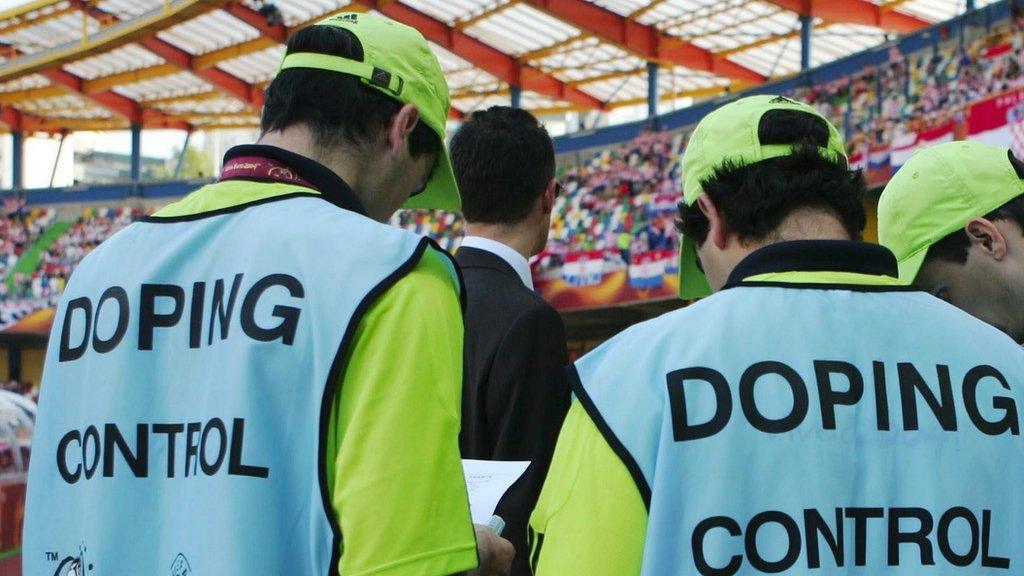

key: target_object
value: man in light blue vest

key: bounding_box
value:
[24,13,512,576]
[529,95,1024,574]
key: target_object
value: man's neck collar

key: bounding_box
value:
[725,240,900,287]
[463,224,536,261]
[222,144,368,216]
[460,236,535,289]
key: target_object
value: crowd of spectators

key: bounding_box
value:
[389,210,465,252]
[797,13,1024,152]
[534,131,683,275]
[24,206,151,301]
[0,206,151,330]
[0,199,54,294]
[0,298,51,332]
[386,131,683,278]
[0,199,56,329]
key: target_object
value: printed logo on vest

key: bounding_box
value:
[170,553,192,576]
[49,544,92,576]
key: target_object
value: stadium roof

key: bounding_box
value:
[0,0,1001,133]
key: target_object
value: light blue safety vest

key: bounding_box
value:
[23,186,448,575]
[576,241,1024,575]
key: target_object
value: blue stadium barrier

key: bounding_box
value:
[3,183,132,205]
[0,180,211,207]
[143,180,210,198]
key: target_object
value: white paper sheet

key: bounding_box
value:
[462,459,530,524]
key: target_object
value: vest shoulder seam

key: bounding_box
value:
[570,364,653,510]
[724,281,924,292]
[141,192,324,223]
[316,236,441,574]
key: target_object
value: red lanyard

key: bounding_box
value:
[218,156,316,190]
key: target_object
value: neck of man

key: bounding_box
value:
[465,221,539,260]
[257,126,376,211]
[768,207,852,243]
[715,208,852,288]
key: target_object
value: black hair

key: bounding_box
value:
[261,24,439,158]
[449,106,555,224]
[676,109,866,245]
[924,151,1024,265]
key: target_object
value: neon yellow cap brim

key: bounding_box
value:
[896,244,928,286]
[402,142,459,211]
[679,235,711,299]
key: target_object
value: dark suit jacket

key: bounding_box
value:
[456,246,571,576]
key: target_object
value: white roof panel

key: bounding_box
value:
[0,74,50,92]
[98,0,162,19]
[173,96,247,116]
[158,9,260,56]
[21,96,111,119]
[268,0,353,27]
[895,0,1000,23]
[216,45,283,85]
[0,10,100,54]
[399,0,475,25]
[63,43,164,80]
[113,71,211,101]
[466,4,578,56]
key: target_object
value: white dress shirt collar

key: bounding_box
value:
[459,236,534,290]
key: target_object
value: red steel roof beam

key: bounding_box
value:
[521,0,766,83]
[0,106,22,130]
[763,0,929,33]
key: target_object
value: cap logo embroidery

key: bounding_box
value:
[769,95,797,105]
[371,68,390,87]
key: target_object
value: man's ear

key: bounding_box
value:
[541,180,556,215]
[965,217,1008,261]
[697,194,729,250]
[388,104,420,156]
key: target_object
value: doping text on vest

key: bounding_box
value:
[57,273,304,361]
[665,359,1018,573]
[668,360,1019,439]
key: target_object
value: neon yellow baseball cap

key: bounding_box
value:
[678,94,847,298]
[277,12,459,211]
[878,140,1024,284]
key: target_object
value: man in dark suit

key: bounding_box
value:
[450,106,572,575]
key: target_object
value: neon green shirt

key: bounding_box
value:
[529,401,647,575]
[326,247,477,575]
